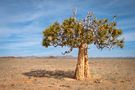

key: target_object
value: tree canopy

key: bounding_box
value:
[42,12,124,54]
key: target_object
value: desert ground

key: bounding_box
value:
[0,57,135,90]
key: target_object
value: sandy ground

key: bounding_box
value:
[0,57,135,90]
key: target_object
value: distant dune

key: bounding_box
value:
[0,57,135,90]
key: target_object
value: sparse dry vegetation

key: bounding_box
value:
[0,57,135,90]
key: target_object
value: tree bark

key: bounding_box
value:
[84,44,90,79]
[74,44,85,80]
[74,43,90,80]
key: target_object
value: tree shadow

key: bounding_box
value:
[23,70,74,79]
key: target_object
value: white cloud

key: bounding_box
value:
[124,32,135,41]
[0,0,72,26]
[0,0,135,57]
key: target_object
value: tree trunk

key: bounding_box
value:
[84,44,90,79]
[74,44,85,80]
[74,43,90,80]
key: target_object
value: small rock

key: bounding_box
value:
[60,85,70,88]
[120,80,124,83]
[94,79,102,83]
[11,84,15,86]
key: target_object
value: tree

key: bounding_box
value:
[42,11,124,80]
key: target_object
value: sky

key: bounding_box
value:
[0,0,135,57]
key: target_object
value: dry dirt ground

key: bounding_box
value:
[0,57,135,90]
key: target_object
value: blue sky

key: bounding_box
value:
[0,0,135,57]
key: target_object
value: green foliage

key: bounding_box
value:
[42,22,61,47]
[42,11,124,52]
[94,18,124,49]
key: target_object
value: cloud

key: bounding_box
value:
[0,0,73,26]
[124,32,135,41]
[0,0,135,57]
